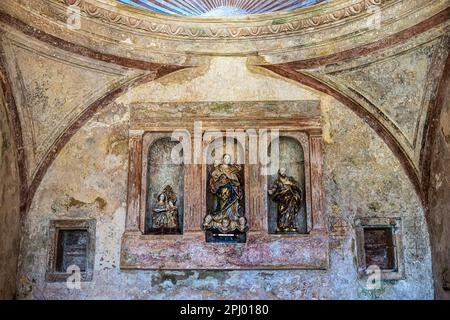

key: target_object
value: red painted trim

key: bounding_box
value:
[0,12,166,71]
[0,53,28,216]
[422,51,450,208]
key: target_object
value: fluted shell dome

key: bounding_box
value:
[118,0,325,17]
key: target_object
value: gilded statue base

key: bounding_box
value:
[205,229,246,244]
[276,228,300,234]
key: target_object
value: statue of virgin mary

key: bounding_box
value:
[203,154,248,233]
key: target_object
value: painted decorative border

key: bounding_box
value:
[62,0,385,39]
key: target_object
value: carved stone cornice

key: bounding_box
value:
[61,0,385,39]
[1,0,448,60]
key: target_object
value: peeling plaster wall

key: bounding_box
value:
[428,71,450,300]
[0,86,21,299]
[16,58,434,299]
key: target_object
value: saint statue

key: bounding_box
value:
[203,154,248,234]
[268,168,303,233]
[152,185,179,232]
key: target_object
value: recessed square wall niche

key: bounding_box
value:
[46,219,96,282]
[356,217,405,280]
[121,101,328,270]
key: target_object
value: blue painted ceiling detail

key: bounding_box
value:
[118,0,325,17]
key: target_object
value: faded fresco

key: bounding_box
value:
[0,0,448,300]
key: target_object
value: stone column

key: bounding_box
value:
[309,133,325,231]
[125,130,144,233]
[184,163,203,232]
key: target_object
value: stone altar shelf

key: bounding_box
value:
[121,230,328,270]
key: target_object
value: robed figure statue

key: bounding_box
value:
[203,154,248,238]
[268,168,303,233]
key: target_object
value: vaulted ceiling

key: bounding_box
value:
[0,0,449,213]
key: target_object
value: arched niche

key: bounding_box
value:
[203,135,248,243]
[144,136,185,234]
[204,136,246,216]
[267,134,310,234]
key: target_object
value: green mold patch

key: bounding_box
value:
[152,271,196,285]
[197,270,230,281]
[209,102,236,113]
[272,17,289,25]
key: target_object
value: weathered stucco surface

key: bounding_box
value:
[0,85,21,299]
[303,29,450,181]
[16,59,434,299]
[1,0,448,299]
[1,29,144,182]
[428,69,450,300]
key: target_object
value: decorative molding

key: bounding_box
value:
[0,11,170,71]
[284,7,450,70]
[61,0,386,39]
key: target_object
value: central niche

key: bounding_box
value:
[203,137,248,243]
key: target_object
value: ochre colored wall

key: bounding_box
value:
[0,86,21,299]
